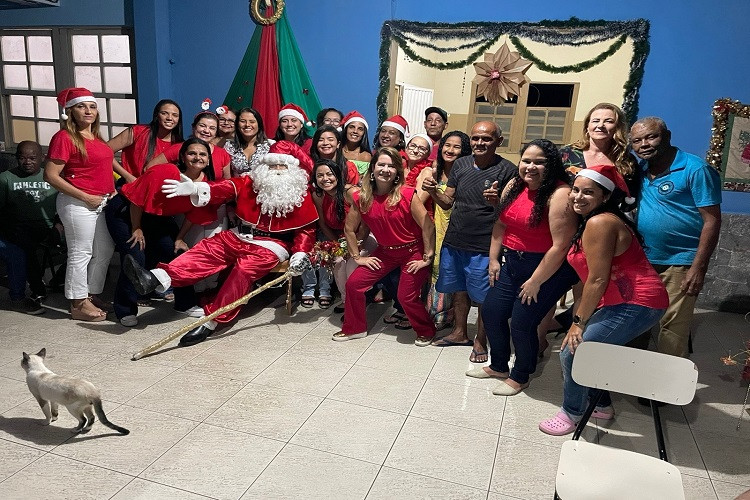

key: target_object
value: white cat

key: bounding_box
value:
[22,348,129,435]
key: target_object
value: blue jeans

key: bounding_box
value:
[482,249,579,384]
[0,237,27,300]
[560,303,666,419]
[301,267,333,298]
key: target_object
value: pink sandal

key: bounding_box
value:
[592,406,615,420]
[539,411,577,436]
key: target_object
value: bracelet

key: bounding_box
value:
[422,253,434,262]
[351,254,362,261]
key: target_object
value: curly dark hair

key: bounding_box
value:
[496,139,567,228]
[176,137,214,181]
[435,131,471,180]
[312,158,347,224]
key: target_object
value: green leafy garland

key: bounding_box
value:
[378,18,650,125]
[508,34,627,74]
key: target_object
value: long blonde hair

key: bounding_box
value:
[63,104,103,161]
[572,102,635,177]
[358,147,405,213]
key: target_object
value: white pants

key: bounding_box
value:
[57,192,115,299]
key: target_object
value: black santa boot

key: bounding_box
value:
[123,254,161,296]
[179,323,216,347]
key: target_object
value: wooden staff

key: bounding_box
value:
[131,272,291,360]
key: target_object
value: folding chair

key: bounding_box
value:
[555,342,698,500]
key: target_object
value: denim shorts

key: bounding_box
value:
[435,244,490,304]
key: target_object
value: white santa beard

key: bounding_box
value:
[251,164,309,217]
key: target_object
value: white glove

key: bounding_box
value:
[162,174,197,198]
[289,251,311,276]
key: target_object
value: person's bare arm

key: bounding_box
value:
[343,189,380,270]
[682,205,721,295]
[144,153,168,170]
[43,159,104,209]
[127,204,145,250]
[518,186,577,303]
[561,215,619,354]
[405,193,435,274]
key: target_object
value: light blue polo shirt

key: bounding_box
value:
[636,148,721,266]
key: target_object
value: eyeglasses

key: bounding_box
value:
[218,118,234,124]
[323,118,341,125]
[407,143,429,154]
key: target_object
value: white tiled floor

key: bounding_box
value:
[0,288,749,499]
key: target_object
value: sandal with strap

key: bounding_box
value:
[383,312,407,324]
[318,296,333,309]
[70,298,107,322]
[539,411,577,436]
[300,297,315,308]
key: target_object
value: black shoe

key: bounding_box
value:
[9,297,44,315]
[124,255,160,296]
[333,304,345,313]
[179,324,214,347]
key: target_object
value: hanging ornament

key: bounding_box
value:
[472,41,532,105]
[249,0,285,25]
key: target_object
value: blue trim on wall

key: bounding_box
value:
[0,0,128,26]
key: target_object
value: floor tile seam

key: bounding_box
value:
[104,364,184,407]
[486,407,506,496]
[363,464,385,500]
[190,379,252,423]
[0,442,53,486]
[45,448,141,478]
[378,462,494,495]
[280,438,390,466]
[236,442,286,500]
[321,394,413,418]
[107,476,220,500]
[403,406,503,435]
[188,419,290,446]
[495,432,574,451]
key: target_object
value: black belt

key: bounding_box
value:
[237,223,293,242]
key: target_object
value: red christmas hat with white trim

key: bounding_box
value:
[337,111,369,133]
[381,114,409,137]
[576,164,636,205]
[57,87,96,120]
[278,103,312,126]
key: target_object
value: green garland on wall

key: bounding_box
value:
[378,18,650,126]
[508,34,627,74]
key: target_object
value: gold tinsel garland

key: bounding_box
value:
[707,98,750,172]
[250,0,285,25]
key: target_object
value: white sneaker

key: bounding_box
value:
[120,315,138,327]
[178,306,204,318]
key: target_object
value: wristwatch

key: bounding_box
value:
[572,315,587,327]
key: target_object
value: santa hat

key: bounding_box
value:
[337,111,368,133]
[216,104,231,115]
[261,141,303,169]
[407,133,434,154]
[201,98,212,111]
[576,165,636,205]
[57,87,96,120]
[278,103,312,126]
[381,114,409,137]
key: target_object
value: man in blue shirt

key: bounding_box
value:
[631,117,722,357]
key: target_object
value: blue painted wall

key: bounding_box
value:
[1,0,748,212]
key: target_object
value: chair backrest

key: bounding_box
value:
[571,342,698,405]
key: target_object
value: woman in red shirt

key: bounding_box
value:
[44,87,116,321]
[334,147,436,346]
[539,165,668,435]
[468,139,579,395]
[108,99,183,182]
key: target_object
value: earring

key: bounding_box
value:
[370,172,375,181]
[394,175,399,182]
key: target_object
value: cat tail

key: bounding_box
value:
[93,398,130,435]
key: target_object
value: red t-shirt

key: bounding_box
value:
[162,142,230,180]
[353,186,421,247]
[120,163,218,225]
[47,130,115,196]
[120,124,176,178]
[321,193,349,231]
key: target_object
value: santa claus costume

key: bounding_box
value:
[124,141,317,346]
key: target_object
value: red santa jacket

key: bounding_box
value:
[205,176,318,254]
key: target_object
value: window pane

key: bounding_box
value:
[547,114,566,126]
[9,94,34,117]
[27,36,53,62]
[111,125,128,137]
[103,66,132,94]
[527,114,545,125]
[96,97,108,122]
[74,66,102,93]
[12,119,36,143]
[99,126,110,141]
[36,96,59,119]
[476,104,494,115]
[1,36,26,62]
[497,105,515,116]
[525,125,544,139]
[546,126,565,141]
[29,65,55,90]
[101,35,130,63]
[109,98,136,124]
[37,121,60,147]
[3,65,28,89]
[496,118,512,134]
[72,35,100,63]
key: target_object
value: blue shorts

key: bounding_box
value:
[435,245,490,304]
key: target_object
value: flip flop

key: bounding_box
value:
[301,297,315,308]
[469,348,488,363]
[432,338,473,347]
[318,296,332,309]
[383,312,407,324]
[394,319,413,330]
